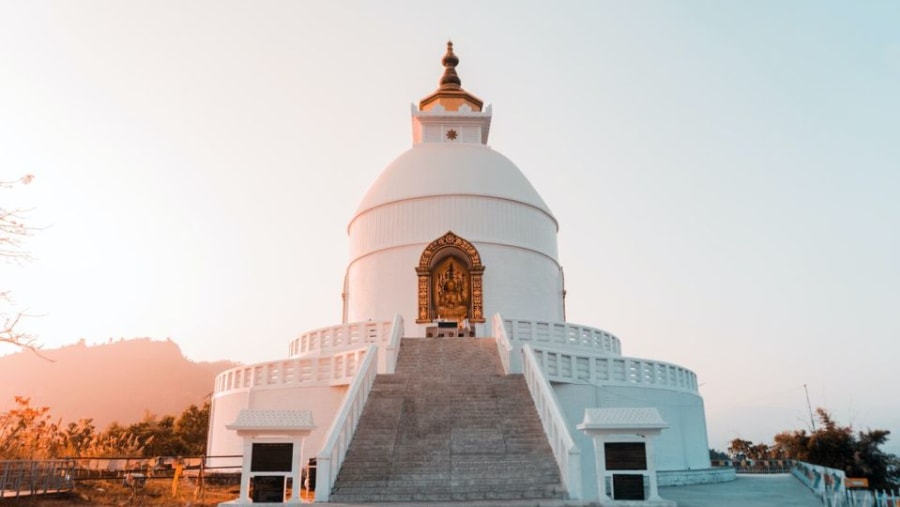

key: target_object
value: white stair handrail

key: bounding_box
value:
[521,344,583,500]
[314,344,379,502]
[492,312,517,374]
[382,313,404,373]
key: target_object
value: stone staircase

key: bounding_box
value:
[328,338,566,503]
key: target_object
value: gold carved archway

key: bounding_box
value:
[416,231,485,323]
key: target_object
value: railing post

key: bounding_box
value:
[568,447,583,500]
[315,456,332,502]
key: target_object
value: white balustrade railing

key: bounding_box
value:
[315,345,379,502]
[382,313,403,373]
[492,313,515,374]
[521,345,583,500]
[214,347,368,396]
[792,461,849,506]
[531,347,699,393]
[288,320,393,357]
[793,459,900,506]
[504,318,621,355]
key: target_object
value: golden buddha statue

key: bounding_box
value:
[435,262,469,322]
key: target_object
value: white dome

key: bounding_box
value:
[353,143,555,224]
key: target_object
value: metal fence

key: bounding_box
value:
[0,455,243,500]
[711,459,794,474]
[0,460,75,499]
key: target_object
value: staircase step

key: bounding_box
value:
[329,337,566,503]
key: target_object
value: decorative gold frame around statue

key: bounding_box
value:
[416,231,485,323]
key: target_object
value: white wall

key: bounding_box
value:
[346,194,563,334]
[348,195,558,262]
[207,385,348,464]
[478,244,564,322]
[553,383,711,501]
[344,242,563,336]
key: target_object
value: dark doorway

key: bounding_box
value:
[251,475,285,503]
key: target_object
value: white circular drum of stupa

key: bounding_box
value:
[346,142,564,336]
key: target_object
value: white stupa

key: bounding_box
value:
[208,42,728,504]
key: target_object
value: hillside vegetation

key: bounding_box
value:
[0,338,236,429]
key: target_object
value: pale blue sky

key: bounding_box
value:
[2,1,898,453]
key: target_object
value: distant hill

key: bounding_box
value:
[0,338,238,429]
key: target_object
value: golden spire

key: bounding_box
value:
[439,41,462,89]
[419,41,483,112]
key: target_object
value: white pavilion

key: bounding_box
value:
[208,42,730,505]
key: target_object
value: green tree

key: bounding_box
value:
[125,413,184,457]
[91,422,146,457]
[729,438,773,460]
[773,408,899,490]
[709,448,729,460]
[123,402,210,457]
[1,396,210,459]
[175,402,210,455]
[61,418,98,457]
[0,396,62,459]
[728,438,754,460]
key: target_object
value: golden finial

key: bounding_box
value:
[440,40,462,90]
[418,41,483,112]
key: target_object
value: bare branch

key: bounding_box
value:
[1,292,35,349]
[1,178,34,238]
[0,203,36,264]
[1,315,34,346]
[0,174,34,188]
[1,174,42,354]
[0,307,51,361]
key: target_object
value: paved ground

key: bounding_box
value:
[660,474,822,507]
[315,473,823,507]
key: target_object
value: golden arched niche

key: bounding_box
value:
[416,231,485,324]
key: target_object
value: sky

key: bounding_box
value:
[1,1,898,454]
